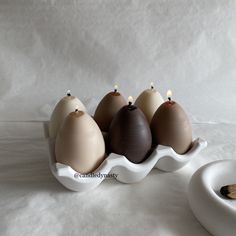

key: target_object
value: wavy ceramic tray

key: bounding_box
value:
[188,160,236,236]
[44,122,207,192]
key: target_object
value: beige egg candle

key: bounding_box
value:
[151,90,192,154]
[55,109,106,174]
[134,82,164,123]
[94,85,126,132]
[49,90,86,138]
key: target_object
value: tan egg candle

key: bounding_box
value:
[94,85,126,132]
[55,109,106,174]
[151,90,192,154]
[134,82,164,123]
[49,90,86,138]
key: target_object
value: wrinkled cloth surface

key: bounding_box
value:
[0,0,235,124]
[0,122,235,236]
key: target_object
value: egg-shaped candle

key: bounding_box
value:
[94,85,126,132]
[49,90,86,138]
[108,96,152,163]
[134,82,164,123]
[151,90,192,154]
[55,109,106,174]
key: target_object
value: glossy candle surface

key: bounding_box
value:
[151,100,192,154]
[108,104,152,163]
[134,87,164,123]
[94,91,126,132]
[55,111,105,174]
[49,94,86,138]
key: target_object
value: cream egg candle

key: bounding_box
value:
[134,82,164,123]
[49,90,86,138]
[151,90,192,154]
[94,85,126,132]
[55,108,106,174]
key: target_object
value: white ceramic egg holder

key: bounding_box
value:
[45,122,207,192]
[188,160,236,236]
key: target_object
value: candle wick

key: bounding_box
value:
[67,92,71,97]
[168,97,171,102]
[151,86,154,90]
[128,101,132,106]
[75,109,78,112]
[114,89,117,93]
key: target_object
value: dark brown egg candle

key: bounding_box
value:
[151,90,192,154]
[94,85,126,132]
[108,96,152,163]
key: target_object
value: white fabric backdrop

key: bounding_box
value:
[0,0,236,123]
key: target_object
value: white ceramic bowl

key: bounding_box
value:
[188,160,236,236]
[45,122,207,192]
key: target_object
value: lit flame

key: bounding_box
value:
[167,90,172,100]
[114,85,118,91]
[75,105,79,112]
[150,82,154,89]
[128,96,133,104]
[67,90,71,96]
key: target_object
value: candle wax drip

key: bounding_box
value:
[110,91,120,96]
[71,110,84,117]
[166,100,175,106]
[128,104,137,111]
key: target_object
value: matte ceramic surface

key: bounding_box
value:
[46,121,207,192]
[94,91,126,132]
[49,95,86,138]
[188,160,236,236]
[151,101,192,154]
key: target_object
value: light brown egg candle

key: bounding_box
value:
[151,90,192,154]
[94,85,126,132]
